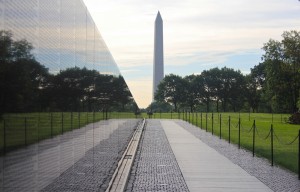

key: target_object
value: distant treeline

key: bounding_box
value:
[154,30,300,113]
[0,30,135,116]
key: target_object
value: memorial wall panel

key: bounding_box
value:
[0,0,137,191]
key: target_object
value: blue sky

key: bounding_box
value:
[83,0,300,108]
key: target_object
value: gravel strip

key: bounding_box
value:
[42,119,140,192]
[126,119,189,192]
[175,120,300,192]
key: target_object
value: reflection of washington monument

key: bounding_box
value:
[153,11,164,101]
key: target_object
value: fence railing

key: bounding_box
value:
[146,111,299,179]
[0,112,140,155]
[185,112,300,180]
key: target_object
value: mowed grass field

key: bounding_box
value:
[0,112,138,153]
[0,112,298,174]
[144,112,299,173]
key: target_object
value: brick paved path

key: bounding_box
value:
[126,120,189,192]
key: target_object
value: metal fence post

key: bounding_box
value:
[298,129,300,180]
[212,113,214,135]
[62,112,64,134]
[228,116,231,144]
[201,112,203,129]
[3,119,6,154]
[219,114,222,139]
[271,125,274,166]
[93,111,96,122]
[24,117,27,145]
[105,109,108,120]
[37,113,40,142]
[86,112,88,124]
[253,120,256,157]
[51,113,53,138]
[71,112,73,131]
[196,112,198,127]
[78,112,80,129]
[238,117,241,149]
[206,113,208,132]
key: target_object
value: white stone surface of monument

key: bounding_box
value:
[153,11,164,101]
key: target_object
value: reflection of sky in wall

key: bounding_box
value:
[1,0,120,77]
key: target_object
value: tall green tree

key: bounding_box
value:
[155,74,187,112]
[262,30,300,112]
[219,67,246,112]
[184,75,199,112]
[246,63,266,112]
[202,68,222,112]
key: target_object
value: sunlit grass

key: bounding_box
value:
[1,111,298,173]
[0,112,139,154]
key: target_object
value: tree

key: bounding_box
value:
[262,30,300,113]
[184,75,200,112]
[282,31,300,112]
[146,101,173,113]
[246,63,266,112]
[219,67,246,112]
[202,68,222,112]
[155,74,187,112]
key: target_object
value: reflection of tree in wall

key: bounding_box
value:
[0,30,134,117]
[0,30,49,115]
[48,68,132,112]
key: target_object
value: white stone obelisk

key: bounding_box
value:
[153,11,164,101]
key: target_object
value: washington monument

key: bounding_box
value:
[153,11,164,101]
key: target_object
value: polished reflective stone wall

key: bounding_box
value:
[0,1,139,191]
[2,0,119,74]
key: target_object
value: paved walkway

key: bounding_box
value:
[177,120,300,191]
[1,119,299,191]
[126,120,189,191]
[161,120,272,192]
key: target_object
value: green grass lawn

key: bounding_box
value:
[1,111,298,174]
[0,112,139,154]
[144,112,299,174]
